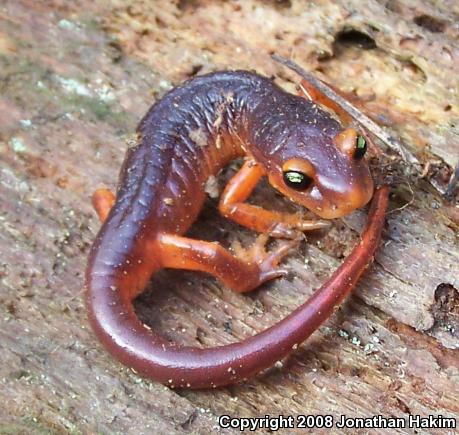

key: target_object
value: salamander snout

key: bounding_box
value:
[315,128,374,218]
[309,176,374,219]
[267,128,374,220]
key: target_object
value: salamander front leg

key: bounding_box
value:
[219,159,330,239]
[298,79,380,156]
[156,233,298,293]
[298,79,354,124]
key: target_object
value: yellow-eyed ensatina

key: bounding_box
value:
[86,70,388,389]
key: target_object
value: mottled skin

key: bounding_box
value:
[86,71,387,389]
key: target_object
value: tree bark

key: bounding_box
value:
[0,0,458,433]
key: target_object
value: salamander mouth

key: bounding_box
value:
[310,186,374,219]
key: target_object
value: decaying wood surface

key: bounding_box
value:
[1,0,458,433]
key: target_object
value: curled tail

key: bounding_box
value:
[85,187,388,389]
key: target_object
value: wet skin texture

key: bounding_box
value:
[86,71,387,389]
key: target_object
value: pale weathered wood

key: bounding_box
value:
[1,0,458,434]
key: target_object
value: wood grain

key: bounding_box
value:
[1,0,458,433]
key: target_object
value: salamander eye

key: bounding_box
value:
[353,135,367,160]
[283,170,313,190]
[335,128,368,160]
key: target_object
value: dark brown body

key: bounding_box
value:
[86,71,386,389]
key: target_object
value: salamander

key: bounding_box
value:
[85,70,388,389]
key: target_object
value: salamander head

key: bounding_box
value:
[265,126,374,219]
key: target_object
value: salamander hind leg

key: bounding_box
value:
[156,233,299,293]
[92,188,115,222]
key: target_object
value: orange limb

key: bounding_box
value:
[90,185,296,293]
[219,159,330,239]
[299,79,354,125]
[156,233,298,293]
[92,188,115,222]
[298,79,381,157]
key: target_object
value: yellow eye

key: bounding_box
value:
[281,158,315,191]
[335,128,367,160]
[283,171,313,190]
[353,135,367,160]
